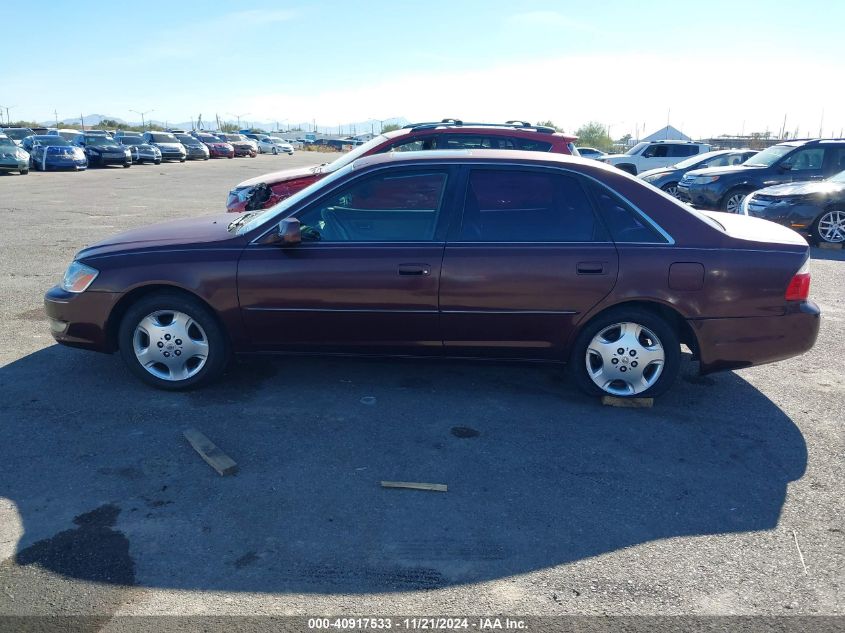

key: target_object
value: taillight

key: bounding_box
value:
[785,260,811,301]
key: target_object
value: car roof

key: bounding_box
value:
[351,148,601,171]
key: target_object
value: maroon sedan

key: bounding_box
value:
[45,150,819,396]
[194,133,234,159]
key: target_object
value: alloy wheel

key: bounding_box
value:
[662,184,680,198]
[585,322,665,396]
[132,310,209,381]
[817,209,845,243]
[725,192,746,213]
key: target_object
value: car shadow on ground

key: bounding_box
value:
[0,345,806,596]
[810,245,845,261]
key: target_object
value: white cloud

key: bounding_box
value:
[228,52,845,139]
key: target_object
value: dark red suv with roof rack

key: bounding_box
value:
[225,119,579,213]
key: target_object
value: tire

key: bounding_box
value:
[569,307,680,398]
[180,158,186,163]
[721,188,750,213]
[123,163,131,168]
[118,291,229,390]
[155,160,161,165]
[272,147,278,155]
[20,169,28,175]
[813,207,845,244]
[661,182,680,198]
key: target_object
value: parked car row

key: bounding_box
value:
[0,126,297,173]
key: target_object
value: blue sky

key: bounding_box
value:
[4,0,844,138]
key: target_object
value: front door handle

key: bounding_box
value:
[576,261,605,275]
[398,264,431,276]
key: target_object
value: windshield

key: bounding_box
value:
[119,136,144,144]
[320,134,390,173]
[0,137,17,149]
[176,135,201,145]
[673,152,723,169]
[744,145,793,167]
[197,135,219,142]
[4,128,32,140]
[85,136,116,146]
[35,136,71,146]
[236,164,356,235]
[223,134,245,141]
[149,133,178,143]
[625,142,647,156]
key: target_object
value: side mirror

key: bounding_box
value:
[266,218,301,246]
[779,162,792,171]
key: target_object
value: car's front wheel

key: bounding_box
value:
[118,292,229,390]
[569,308,680,398]
[661,182,680,198]
[722,188,750,213]
[814,207,845,244]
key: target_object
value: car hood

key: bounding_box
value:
[685,164,759,177]
[236,163,325,188]
[125,143,157,151]
[638,167,677,179]
[752,180,845,197]
[701,211,807,246]
[76,215,239,259]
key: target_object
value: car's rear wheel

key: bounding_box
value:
[722,188,750,213]
[20,169,28,175]
[569,308,680,398]
[272,147,278,155]
[118,292,229,390]
[814,207,845,244]
[661,182,680,198]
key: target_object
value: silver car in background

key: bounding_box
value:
[117,135,162,165]
[258,137,294,155]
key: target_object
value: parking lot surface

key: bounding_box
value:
[0,156,842,620]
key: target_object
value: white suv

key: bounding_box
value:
[597,140,711,175]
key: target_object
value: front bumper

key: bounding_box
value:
[45,157,88,170]
[0,160,28,171]
[233,146,256,157]
[691,301,820,374]
[677,182,723,209]
[158,149,186,161]
[746,200,822,234]
[44,286,122,352]
[185,148,208,160]
[89,153,132,167]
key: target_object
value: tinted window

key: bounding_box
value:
[668,144,698,157]
[387,136,439,152]
[829,147,845,173]
[441,135,516,150]
[297,170,448,242]
[590,184,666,243]
[459,170,605,242]
[642,144,669,158]
[513,138,553,152]
[783,148,824,171]
[148,133,178,143]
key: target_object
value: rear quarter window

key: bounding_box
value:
[589,183,668,243]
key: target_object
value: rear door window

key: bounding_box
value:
[642,144,669,158]
[458,169,607,242]
[782,148,824,172]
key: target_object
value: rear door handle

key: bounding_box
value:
[576,261,605,275]
[398,264,431,276]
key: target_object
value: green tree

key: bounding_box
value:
[574,121,614,152]
[219,121,239,132]
[536,120,564,132]
[381,123,401,133]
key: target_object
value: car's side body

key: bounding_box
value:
[45,151,819,390]
[638,149,757,198]
[597,141,712,175]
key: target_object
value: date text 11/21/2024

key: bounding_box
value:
[307,617,527,630]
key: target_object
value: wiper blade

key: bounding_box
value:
[227,212,256,231]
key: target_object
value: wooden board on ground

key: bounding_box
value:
[381,481,447,492]
[601,395,654,409]
[183,428,238,476]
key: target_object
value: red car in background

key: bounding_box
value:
[226,119,579,213]
[193,133,234,159]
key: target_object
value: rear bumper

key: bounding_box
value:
[691,301,820,374]
[44,286,120,353]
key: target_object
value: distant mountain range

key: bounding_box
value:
[41,114,411,135]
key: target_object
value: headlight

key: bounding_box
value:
[61,261,99,293]
[693,175,720,184]
[16,150,28,160]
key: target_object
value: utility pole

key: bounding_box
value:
[130,109,154,131]
[80,113,85,131]
[54,109,59,127]
[228,112,249,129]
